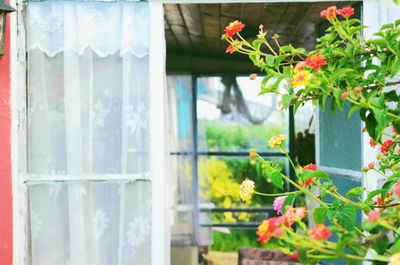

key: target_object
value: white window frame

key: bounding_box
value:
[11,0,398,265]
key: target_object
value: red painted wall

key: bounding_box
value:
[0,10,13,265]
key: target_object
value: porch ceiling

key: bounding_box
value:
[164,1,361,63]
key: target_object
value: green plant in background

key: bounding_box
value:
[200,120,285,151]
[222,5,400,265]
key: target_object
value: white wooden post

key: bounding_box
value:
[149,2,170,265]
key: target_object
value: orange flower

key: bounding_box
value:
[305,53,327,71]
[223,20,245,38]
[303,164,317,172]
[369,138,377,148]
[337,6,354,18]
[320,6,337,19]
[309,224,331,240]
[380,140,393,154]
[284,206,307,226]
[256,216,286,244]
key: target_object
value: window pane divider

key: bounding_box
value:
[22,173,151,184]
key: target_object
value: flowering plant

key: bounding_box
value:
[225,6,400,265]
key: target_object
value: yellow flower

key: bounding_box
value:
[389,253,400,265]
[268,134,286,148]
[239,179,255,201]
[291,70,311,88]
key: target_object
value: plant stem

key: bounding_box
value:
[254,191,299,197]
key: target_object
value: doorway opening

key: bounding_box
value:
[164,2,361,265]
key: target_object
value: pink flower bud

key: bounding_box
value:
[367,210,380,223]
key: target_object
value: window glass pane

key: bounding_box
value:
[198,156,287,211]
[197,76,288,152]
[170,155,194,245]
[167,75,194,153]
[28,181,151,265]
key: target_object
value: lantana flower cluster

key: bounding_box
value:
[224,4,400,264]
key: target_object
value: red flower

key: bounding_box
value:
[299,178,313,188]
[303,163,317,172]
[337,6,355,18]
[393,127,398,134]
[290,253,299,260]
[223,20,245,38]
[309,224,331,240]
[320,6,337,19]
[369,138,377,148]
[380,140,393,154]
[225,40,241,54]
[305,53,327,71]
[341,92,349,100]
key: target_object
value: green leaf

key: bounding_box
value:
[372,236,389,255]
[330,68,353,81]
[391,236,400,252]
[313,207,328,224]
[366,189,386,203]
[391,58,400,78]
[281,193,296,214]
[280,45,294,53]
[309,170,331,182]
[327,205,357,231]
[380,23,394,31]
[252,39,263,50]
[265,54,275,67]
[346,187,365,198]
[274,55,288,69]
[395,19,400,26]
[269,170,283,189]
[298,248,308,264]
[349,26,367,36]
[281,94,293,108]
[348,105,361,118]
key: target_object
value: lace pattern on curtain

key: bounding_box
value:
[26,1,149,57]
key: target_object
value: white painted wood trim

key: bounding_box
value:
[318,166,363,180]
[149,2,170,265]
[22,174,151,183]
[11,0,29,264]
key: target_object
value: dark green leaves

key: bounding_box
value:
[327,205,357,231]
[313,207,328,224]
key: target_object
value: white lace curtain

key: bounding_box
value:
[26,2,151,265]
